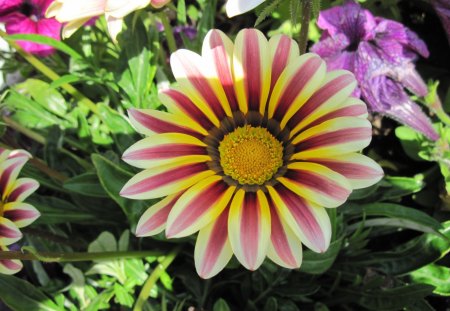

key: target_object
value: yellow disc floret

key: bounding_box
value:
[219,125,284,185]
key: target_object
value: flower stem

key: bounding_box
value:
[158,12,177,54]
[0,250,164,262]
[298,0,312,54]
[0,30,99,116]
[133,246,182,311]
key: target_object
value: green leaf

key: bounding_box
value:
[255,0,284,26]
[6,34,83,59]
[177,0,187,24]
[113,283,134,307]
[347,202,443,236]
[50,75,81,89]
[300,237,343,274]
[63,173,108,198]
[410,263,450,296]
[263,297,278,311]
[0,274,61,311]
[98,103,134,134]
[88,231,117,253]
[380,176,425,200]
[395,126,425,161]
[213,299,231,311]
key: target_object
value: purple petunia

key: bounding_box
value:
[311,0,439,140]
[0,0,62,56]
[432,0,450,45]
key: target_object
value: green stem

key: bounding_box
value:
[0,250,163,262]
[133,246,182,311]
[0,30,99,116]
[298,0,312,54]
[158,12,177,54]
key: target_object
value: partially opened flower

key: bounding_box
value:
[0,148,40,274]
[120,28,383,278]
[311,1,439,140]
[46,0,170,41]
[0,0,62,56]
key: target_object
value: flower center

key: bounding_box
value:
[219,125,283,185]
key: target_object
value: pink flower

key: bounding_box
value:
[0,0,62,56]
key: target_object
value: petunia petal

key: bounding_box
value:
[268,34,299,92]
[195,207,233,279]
[233,28,271,114]
[311,153,383,189]
[170,49,231,125]
[46,0,104,21]
[278,162,352,208]
[202,29,239,112]
[120,159,215,200]
[128,108,208,138]
[286,70,358,135]
[266,198,303,268]
[225,0,265,17]
[268,53,326,129]
[291,117,372,159]
[6,178,39,203]
[268,184,332,253]
[2,202,40,228]
[135,193,181,237]
[166,176,235,238]
[228,190,270,270]
[0,217,22,246]
[122,133,207,169]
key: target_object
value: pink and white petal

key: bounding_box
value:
[160,88,214,131]
[268,53,326,128]
[150,0,170,8]
[122,133,207,169]
[269,34,299,91]
[135,193,182,237]
[120,158,215,200]
[6,178,39,203]
[312,153,384,189]
[0,246,22,275]
[106,0,150,18]
[266,199,303,268]
[2,202,40,228]
[226,0,265,17]
[0,151,31,200]
[228,190,271,270]
[195,207,233,279]
[105,14,123,41]
[170,49,231,124]
[233,28,271,114]
[127,108,208,138]
[0,217,22,246]
[291,117,372,159]
[202,29,238,112]
[287,70,357,135]
[61,17,91,38]
[278,162,352,208]
[267,185,331,253]
[166,176,235,238]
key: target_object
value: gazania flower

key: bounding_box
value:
[120,28,383,278]
[310,1,438,140]
[46,0,171,41]
[0,148,40,274]
[0,0,62,56]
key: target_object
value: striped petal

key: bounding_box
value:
[128,109,208,138]
[0,150,31,200]
[269,34,299,91]
[120,159,215,200]
[286,70,358,135]
[195,207,233,279]
[268,184,331,253]
[292,117,372,159]
[268,53,326,129]
[202,29,238,112]
[0,246,22,275]
[0,217,22,246]
[312,153,384,189]
[6,178,39,203]
[122,133,207,169]
[2,202,40,228]
[170,49,231,125]
[233,28,271,114]
[160,88,215,131]
[278,162,352,208]
[226,0,265,17]
[135,193,181,237]
[266,198,303,268]
[228,190,270,270]
[166,176,235,238]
